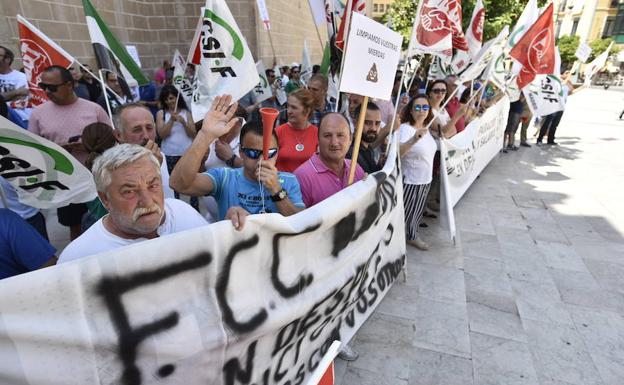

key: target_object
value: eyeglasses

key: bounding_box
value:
[413,104,430,112]
[241,147,278,159]
[431,88,446,94]
[38,81,69,92]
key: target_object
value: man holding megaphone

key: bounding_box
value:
[170,95,305,230]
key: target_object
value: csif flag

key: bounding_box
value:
[301,40,313,84]
[409,0,465,63]
[451,0,485,73]
[82,0,148,98]
[508,0,539,50]
[335,0,366,51]
[191,0,259,122]
[509,4,555,90]
[252,61,273,103]
[16,15,74,108]
[171,50,193,109]
[458,26,508,84]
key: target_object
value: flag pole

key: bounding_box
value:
[335,0,355,112]
[384,10,420,155]
[98,69,115,129]
[267,28,278,65]
[348,95,369,185]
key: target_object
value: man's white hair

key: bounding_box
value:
[92,144,160,192]
[112,103,152,135]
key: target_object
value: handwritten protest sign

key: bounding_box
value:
[339,12,402,100]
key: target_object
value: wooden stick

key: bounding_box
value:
[348,95,369,185]
[267,29,278,65]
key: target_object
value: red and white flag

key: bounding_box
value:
[409,0,466,63]
[16,15,74,107]
[509,4,556,90]
[335,0,366,51]
[452,0,484,72]
[187,9,204,66]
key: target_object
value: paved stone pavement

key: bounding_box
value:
[41,88,624,385]
[335,88,624,385]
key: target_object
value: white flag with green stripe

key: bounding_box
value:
[82,0,148,91]
[0,116,97,209]
[192,0,259,122]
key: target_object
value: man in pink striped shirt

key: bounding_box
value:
[29,65,109,240]
[294,113,365,208]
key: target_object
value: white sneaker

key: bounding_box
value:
[338,343,359,361]
[407,237,429,250]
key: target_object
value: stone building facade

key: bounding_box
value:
[0,0,329,80]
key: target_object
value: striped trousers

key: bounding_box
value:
[403,182,431,241]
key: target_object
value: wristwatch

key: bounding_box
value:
[225,155,237,167]
[271,188,287,202]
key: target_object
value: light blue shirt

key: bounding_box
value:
[205,167,304,220]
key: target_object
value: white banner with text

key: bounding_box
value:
[0,137,406,385]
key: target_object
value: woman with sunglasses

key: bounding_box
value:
[427,79,467,139]
[156,85,197,207]
[398,95,438,250]
[274,88,319,172]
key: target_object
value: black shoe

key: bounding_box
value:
[419,222,428,228]
[536,141,542,146]
[501,148,508,153]
[509,145,519,151]
[520,142,531,147]
[546,142,558,146]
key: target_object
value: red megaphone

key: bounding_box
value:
[259,108,279,159]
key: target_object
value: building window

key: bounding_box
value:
[559,0,568,12]
[380,4,385,12]
[555,21,562,38]
[603,17,616,37]
[611,0,618,8]
[374,4,378,12]
[571,18,580,35]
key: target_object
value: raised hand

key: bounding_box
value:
[200,95,239,139]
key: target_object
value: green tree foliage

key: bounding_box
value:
[382,0,548,50]
[588,37,621,61]
[557,35,580,69]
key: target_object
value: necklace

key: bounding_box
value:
[289,123,308,152]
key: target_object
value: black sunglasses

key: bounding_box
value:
[431,88,446,94]
[38,81,68,92]
[241,147,278,159]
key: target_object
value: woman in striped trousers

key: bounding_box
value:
[399,95,438,250]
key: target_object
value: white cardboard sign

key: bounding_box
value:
[339,12,403,101]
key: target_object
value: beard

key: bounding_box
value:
[362,131,378,143]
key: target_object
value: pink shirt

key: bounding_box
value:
[294,153,365,207]
[28,98,109,164]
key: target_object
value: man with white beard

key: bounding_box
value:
[58,144,206,263]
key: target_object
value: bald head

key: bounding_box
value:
[318,113,352,164]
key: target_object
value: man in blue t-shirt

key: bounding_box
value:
[0,209,56,280]
[170,95,305,230]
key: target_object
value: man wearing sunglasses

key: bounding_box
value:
[28,65,110,241]
[170,95,305,230]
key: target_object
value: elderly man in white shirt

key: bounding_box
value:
[58,144,206,263]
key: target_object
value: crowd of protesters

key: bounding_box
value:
[1,44,562,358]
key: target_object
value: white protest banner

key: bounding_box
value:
[441,96,510,207]
[339,12,402,100]
[0,116,97,209]
[191,0,259,122]
[523,74,565,117]
[427,56,448,80]
[172,49,193,108]
[0,135,406,385]
[253,61,273,103]
[256,0,271,30]
[575,41,592,63]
